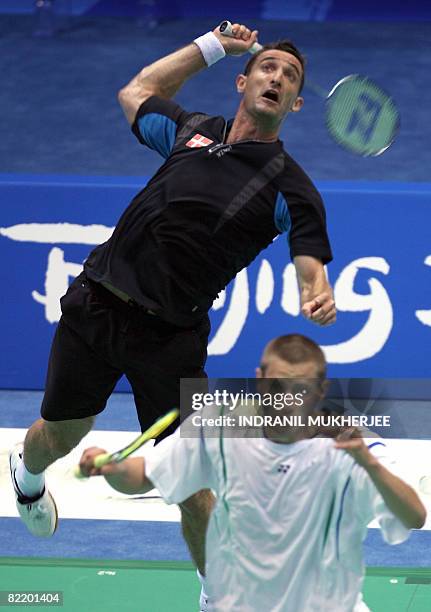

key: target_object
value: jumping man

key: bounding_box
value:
[10,21,335,585]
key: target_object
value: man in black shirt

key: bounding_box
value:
[10,21,336,595]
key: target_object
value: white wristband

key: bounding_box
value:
[193,31,226,67]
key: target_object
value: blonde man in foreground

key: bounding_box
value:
[80,334,426,612]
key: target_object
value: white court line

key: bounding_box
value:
[1,429,430,528]
[0,428,180,523]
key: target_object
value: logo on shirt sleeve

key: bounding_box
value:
[185,134,214,148]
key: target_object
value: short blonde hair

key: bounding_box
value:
[263,334,326,380]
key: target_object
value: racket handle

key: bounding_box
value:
[219,20,262,55]
[94,452,111,468]
[73,465,87,479]
[73,452,111,479]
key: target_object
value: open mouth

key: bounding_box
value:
[261,89,280,104]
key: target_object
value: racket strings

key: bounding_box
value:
[326,75,399,156]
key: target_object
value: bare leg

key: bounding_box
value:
[23,416,95,474]
[179,489,215,575]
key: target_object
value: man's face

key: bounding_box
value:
[256,355,325,417]
[236,49,304,127]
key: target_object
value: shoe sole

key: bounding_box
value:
[46,490,59,536]
[9,446,59,537]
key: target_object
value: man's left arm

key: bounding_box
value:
[294,255,336,326]
[279,171,335,326]
[335,435,427,530]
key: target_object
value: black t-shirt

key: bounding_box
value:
[84,96,332,327]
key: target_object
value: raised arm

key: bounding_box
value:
[294,255,336,326]
[118,23,259,124]
[335,437,427,529]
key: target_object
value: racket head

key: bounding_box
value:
[325,74,400,157]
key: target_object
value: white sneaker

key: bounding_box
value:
[9,443,58,537]
[199,586,209,612]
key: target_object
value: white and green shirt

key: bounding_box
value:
[145,416,409,612]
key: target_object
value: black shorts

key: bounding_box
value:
[41,272,210,437]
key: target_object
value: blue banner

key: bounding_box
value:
[1,174,430,390]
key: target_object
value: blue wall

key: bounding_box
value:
[1,174,430,390]
[2,1,431,20]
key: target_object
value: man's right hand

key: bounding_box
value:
[79,446,119,478]
[213,23,259,56]
[79,449,153,496]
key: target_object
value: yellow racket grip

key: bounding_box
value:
[73,452,111,479]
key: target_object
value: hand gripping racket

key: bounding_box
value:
[74,408,179,478]
[219,20,262,54]
[219,20,400,157]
